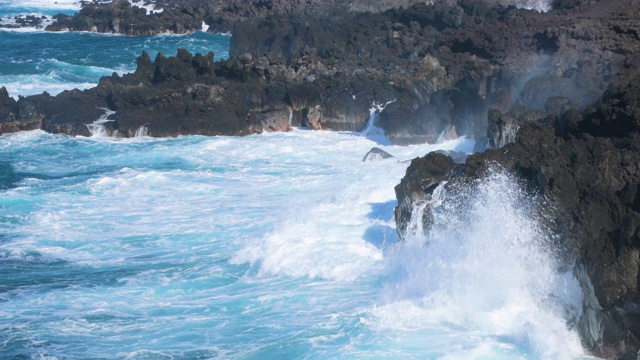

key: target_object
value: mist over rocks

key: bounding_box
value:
[3,1,640,357]
[2,0,629,143]
[393,1,640,356]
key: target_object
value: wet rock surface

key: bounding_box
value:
[3,1,640,357]
[395,54,640,360]
[3,0,634,143]
[362,147,395,162]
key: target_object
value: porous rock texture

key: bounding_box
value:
[393,3,640,352]
[3,1,640,357]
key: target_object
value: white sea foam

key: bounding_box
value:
[361,100,395,145]
[8,0,81,10]
[0,76,96,98]
[375,170,585,359]
[506,0,552,12]
[0,13,53,29]
[127,0,162,15]
[0,58,124,99]
[134,124,148,137]
[230,131,474,282]
[86,108,115,137]
[0,130,588,358]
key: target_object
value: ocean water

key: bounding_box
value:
[0,0,80,17]
[1,1,592,359]
[0,21,228,98]
[0,129,589,360]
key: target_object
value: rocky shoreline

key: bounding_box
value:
[0,0,624,142]
[2,0,640,357]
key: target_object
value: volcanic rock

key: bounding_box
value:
[394,80,640,358]
[362,147,395,162]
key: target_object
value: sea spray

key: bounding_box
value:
[378,169,584,359]
[361,100,395,145]
[86,109,116,137]
[1,129,584,358]
[497,0,553,12]
[135,125,149,137]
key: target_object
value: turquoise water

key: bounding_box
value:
[0,129,589,359]
[0,28,228,98]
[0,130,467,359]
[0,0,79,18]
[0,2,590,359]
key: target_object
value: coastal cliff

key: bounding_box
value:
[2,1,640,357]
[0,0,623,143]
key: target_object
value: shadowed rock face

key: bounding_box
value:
[394,76,640,358]
[3,0,631,143]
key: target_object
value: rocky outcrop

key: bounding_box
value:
[394,69,640,359]
[390,3,640,356]
[2,0,640,357]
[485,107,546,149]
[0,47,391,137]
[395,152,456,238]
[42,0,434,35]
[223,0,625,143]
[362,147,395,162]
[6,0,628,143]
[46,0,202,35]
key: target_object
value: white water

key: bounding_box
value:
[128,0,162,14]
[510,0,552,12]
[380,170,585,359]
[7,0,80,11]
[134,124,148,137]
[361,100,395,145]
[86,108,115,137]
[0,128,592,359]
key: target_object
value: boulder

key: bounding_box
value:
[362,147,394,162]
[303,106,322,130]
[394,152,456,238]
[247,106,292,132]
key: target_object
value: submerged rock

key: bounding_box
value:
[362,147,394,162]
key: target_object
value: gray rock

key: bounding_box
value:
[362,147,394,162]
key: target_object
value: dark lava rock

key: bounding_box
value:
[362,147,394,162]
[2,0,640,357]
[247,106,292,132]
[485,107,547,149]
[6,0,629,144]
[394,76,640,358]
[46,0,202,35]
[433,149,468,164]
[395,152,456,239]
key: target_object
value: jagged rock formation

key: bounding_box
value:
[394,41,640,360]
[3,0,631,144]
[42,0,436,35]
[45,0,203,35]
